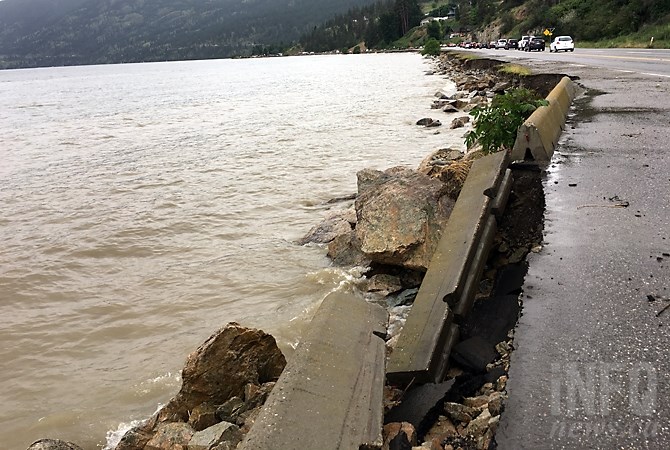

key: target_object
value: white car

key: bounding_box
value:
[550,36,574,52]
[495,39,508,49]
[518,35,530,50]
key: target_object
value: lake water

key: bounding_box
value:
[0,53,463,449]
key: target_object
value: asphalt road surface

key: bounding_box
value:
[478,46,670,77]
[457,49,670,448]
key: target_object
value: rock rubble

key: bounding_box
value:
[114,323,286,450]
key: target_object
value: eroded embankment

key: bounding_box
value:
[382,164,546,450]
[27,53,569,450]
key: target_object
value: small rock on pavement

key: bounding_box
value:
[27,440,83,450]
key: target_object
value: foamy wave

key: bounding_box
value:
[104,403,165,449]
[147,371,181,385]
[103,419,144,450]
[305,265,367,292]
[136,371,181,394]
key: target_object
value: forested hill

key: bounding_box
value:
[300,0,670,53]
[0,0,377,69]
[2,0,668,69]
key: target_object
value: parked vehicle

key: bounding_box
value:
[489,41,497,49]
[518,35,530,50]
[526,36,545,51]
[505,39,519,50]
[495,39,508,49]
[550,35,575,52]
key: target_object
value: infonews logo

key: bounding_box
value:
[549,362,659,439]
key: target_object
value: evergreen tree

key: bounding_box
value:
[395,0,423,35]
[427,20,443,40]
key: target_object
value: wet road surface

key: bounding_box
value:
[484,54,670,448]
[486,47,670,78]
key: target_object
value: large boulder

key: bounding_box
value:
[115,323,285,450]
[158,323,286,423]
[354,167,455,271]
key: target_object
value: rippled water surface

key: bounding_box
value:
[0,53,462,449]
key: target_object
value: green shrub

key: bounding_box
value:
[422,38,441,56]
[465,88,548,153]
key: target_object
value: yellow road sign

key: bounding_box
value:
[543,28,552,36]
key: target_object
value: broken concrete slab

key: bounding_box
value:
[238,291,388,450]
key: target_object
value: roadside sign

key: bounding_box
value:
[543,28,552,36]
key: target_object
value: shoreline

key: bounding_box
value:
[26,52,560,450]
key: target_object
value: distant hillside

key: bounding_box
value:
[3,0,668,69]
[298,0,670,52]
[0,0,378,69]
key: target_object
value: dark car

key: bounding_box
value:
[505,39,519,50]
[526,36,545,51]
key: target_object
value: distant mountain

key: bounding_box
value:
[0,0,378,68]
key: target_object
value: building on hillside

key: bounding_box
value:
[420,6,457,25]
[420,16,449,26]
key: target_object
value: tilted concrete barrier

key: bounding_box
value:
[239,291,387,450]
[512,76,577,161]
[387,151,511,385]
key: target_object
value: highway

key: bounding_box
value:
[471,46,670,78]
[448,47,670,448]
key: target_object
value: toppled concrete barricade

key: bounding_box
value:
[239,291,388,450]
[387,151,512,385]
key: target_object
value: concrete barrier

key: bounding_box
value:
[511,76,577,161]
[387,151,510,385]
[239,291,387,450]
[491,169,513,219]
